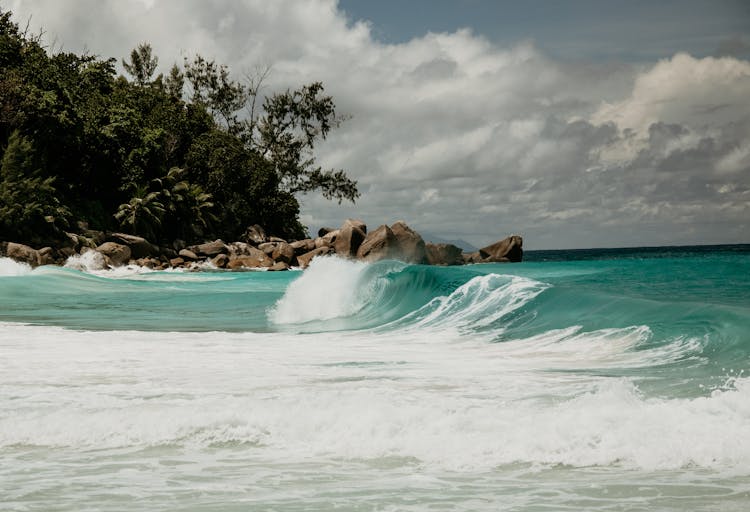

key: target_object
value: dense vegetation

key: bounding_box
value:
[0,9,358,246]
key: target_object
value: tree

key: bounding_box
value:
[114,185,165,240]
[185,129,304,239]
[0,8,358,246]
[123,43,158,86]
[252,82,360,203]
[0,131,71,243]
[184,55,247,133]
[153,167,216,241]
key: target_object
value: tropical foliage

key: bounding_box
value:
[0,8,358,246]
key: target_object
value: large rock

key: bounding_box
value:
[228,244,268,261]
[390,221,426,264]
[479,235,523,262]
[290,239,316,255]
[95,242,131,266]
[227,255,273,270]
[462,252,482,264]
[342,218,366,234]
[314,236,331,249]
[333,220,366,258]
[227,245,273,269]
[192,239,228,257]
[322,229,340,245]
[258,242,276,255]
[297,246,331,268]
[179,248,199,261]
[356,224,397,262]
[271,242,295,264]
[425,243,464,266]
[6,242,41,267]
[108,233,157,259]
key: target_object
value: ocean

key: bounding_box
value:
[1,245,749,511]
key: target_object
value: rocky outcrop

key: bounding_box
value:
[333,219,366,258]
[425,243,463,266]
[356,224,397,262]
[390,221,426,264]
[1,220,523,271]
[478,235,523,263]
[355,221,427,263]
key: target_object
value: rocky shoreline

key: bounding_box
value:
[0,219,522,271]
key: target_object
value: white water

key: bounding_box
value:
[271,256,369,324]
[0,257,31,276]
[2,256,750,510]
[2,320,749,510]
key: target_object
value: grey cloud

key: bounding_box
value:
[7,1,750,248]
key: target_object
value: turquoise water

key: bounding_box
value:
[1,246,749,511]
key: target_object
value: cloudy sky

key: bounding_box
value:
[6,0,750,249]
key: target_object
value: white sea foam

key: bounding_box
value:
[271,256,368,324]
[64,250,108,272]
[405,274,548,331]
[1,322,748,475]
[0,257,32,276]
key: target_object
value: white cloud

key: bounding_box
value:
[5,0,750,248]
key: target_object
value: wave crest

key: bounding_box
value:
[270,256,547,334]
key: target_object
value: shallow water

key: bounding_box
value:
[1,246,749,511]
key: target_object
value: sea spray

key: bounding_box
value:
[64,250,108,272]
[270,256,369,324]
[0,256,32,276]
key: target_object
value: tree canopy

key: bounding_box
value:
[0,8,358,246]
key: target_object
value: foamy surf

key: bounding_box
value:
[1,323,748,473]
[1,246,749,511]
[0,256,32,276]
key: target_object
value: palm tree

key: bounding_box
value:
[154,167,217,241]
[114,185,166,240]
